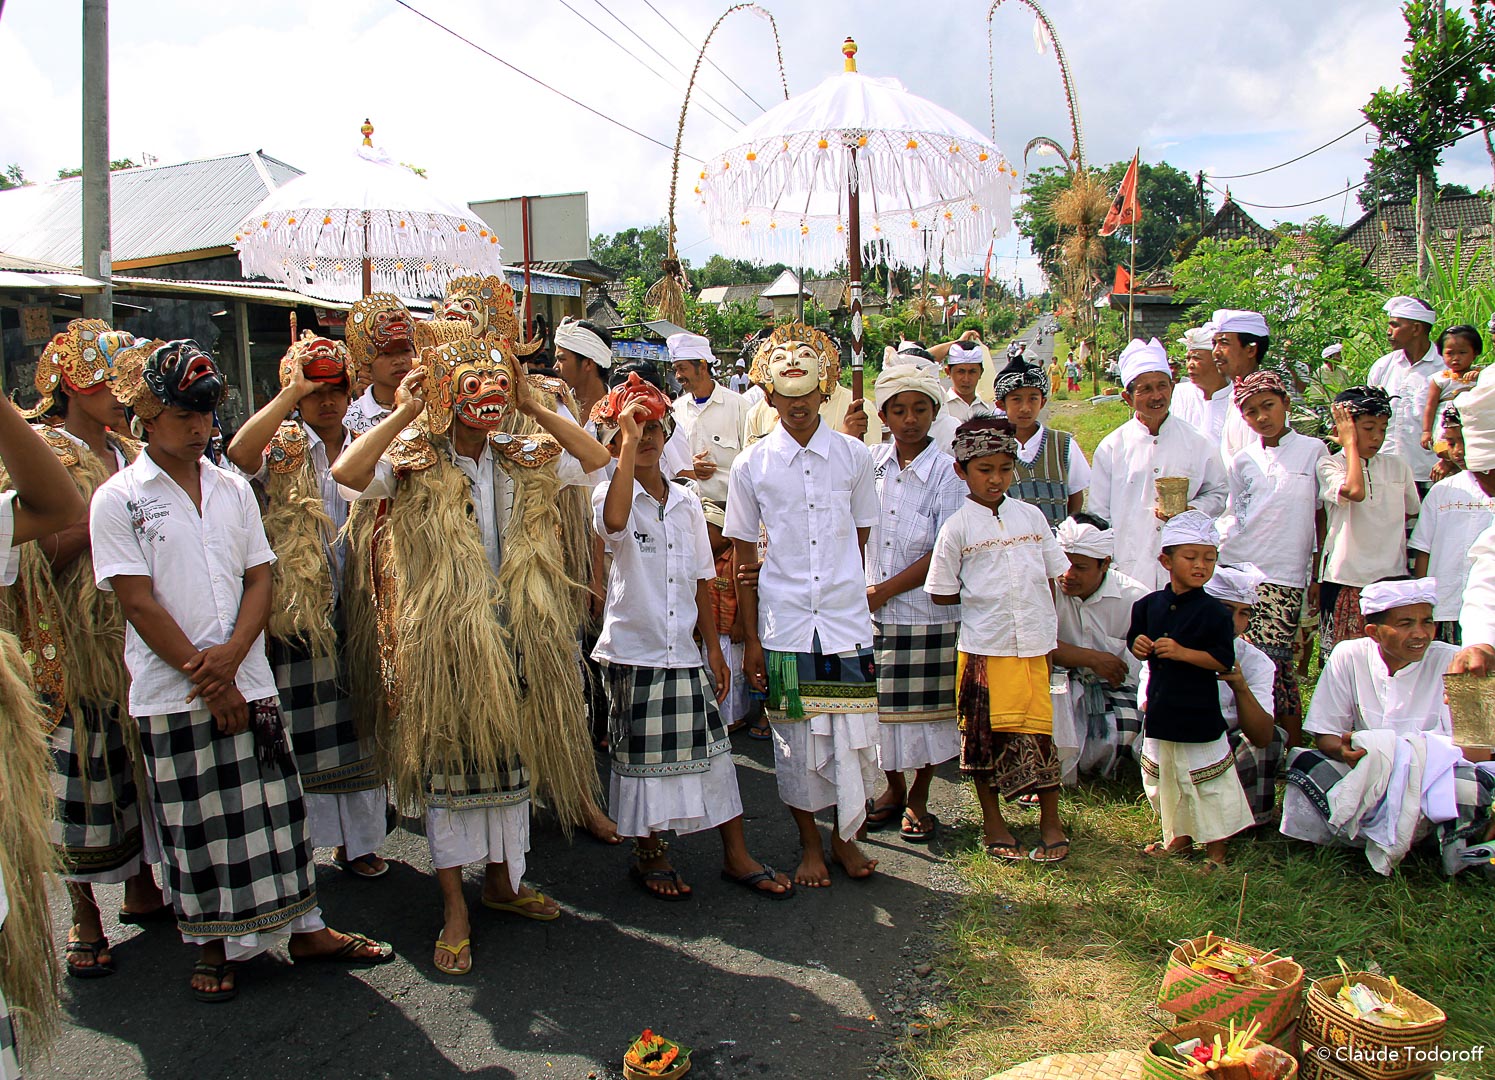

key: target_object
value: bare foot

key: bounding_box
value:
[585,805,622,845]
[793,849,832,888]
[830,835,877,879]
[1142,836,1195,857]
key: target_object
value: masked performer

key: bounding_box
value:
[332,336,610,976]
[0,392,90,1072]
[0,322,169,983]
[91,341,393,1005]
[343,293,416,435]
[225,334,389,879]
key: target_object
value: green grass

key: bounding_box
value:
[1047,399,1131,457]
[897,778,1495,1080]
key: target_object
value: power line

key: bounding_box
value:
[552,0,743,130]
[639,0,771,113]
[1209,122,1368,180]
[393,0,701,162]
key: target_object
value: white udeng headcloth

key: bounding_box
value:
[555,319,613,369]
[1056,517,1114,559]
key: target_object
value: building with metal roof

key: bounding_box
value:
[1337,193,1493,286]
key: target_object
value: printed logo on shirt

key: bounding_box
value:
[634,529,658,555]
[126,496,170,545]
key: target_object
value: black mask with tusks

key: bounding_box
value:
[143,340,225,412]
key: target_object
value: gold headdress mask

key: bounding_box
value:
[28,319,140,418]
[439,275,544,356]
[345,293,413,382]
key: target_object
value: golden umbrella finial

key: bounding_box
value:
[843,37,858,72]
[360,118,374,146]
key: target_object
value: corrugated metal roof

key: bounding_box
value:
[0,269,108,291]
[0,152,302,267]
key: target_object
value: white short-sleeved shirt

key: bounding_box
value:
[592,479,715,668]
[1461,522,1495,647]
[0,490,18,587]
[342,387,393,436]
[924,496,1067,657]
[1139,635,1274,730]
[1304,637,1458,738]
[1055,567,1150,681]
[1218,430,1328,588]
[90,453,278,716]
[1407,471,1495,620]
[942,388,997,426]
[1367,345,1445,482]
[723,419,879,655]
[1170,381,1232,445]
[1087,413,1229,590]
[1015,424,1091,494]
[672,382,750,506]
[744,385,882,449]
[1317,451,1420,587]
[867,440,967,626]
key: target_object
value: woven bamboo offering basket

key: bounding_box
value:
[1443,673,1495,749]
[1155,477,1191,518]
[1158,935,1304,1043]
[1301,973,1444,1080]
[1142,1021,1299,1080]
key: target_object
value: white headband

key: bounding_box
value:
[875,351,944,412]
[1056,518,1114,559]
[1360,577,1438,616]
[1383,296,1436,325]
[1179,327,1216,352]
[947,341,983,366]
[555,320,613,370]
[667,332,714,363]
[1160,509,1219,549]
[1212,309,1270,337]
[1117,338,1171,390]
[1321,343,1343,360]
[1459,369,1495,471]
[1204,563,1267,606]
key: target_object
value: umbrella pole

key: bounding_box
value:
[847,148,864,402]
[361,210,372,299]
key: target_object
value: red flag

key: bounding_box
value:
[983,241,994,285]
[1099,151,1141,237]
[1112,264,1132,295]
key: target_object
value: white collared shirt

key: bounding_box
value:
[1317,451,1420,587]
[90,452,278,715]
[867,440,967,626]
[592,478,715,668]
[343,387,393,436]
[672,382,750,505]
[1367,344,1446,481]
[1460,522,1495,647]
[942,387,997,425]
[924,497,1067,657]
[1219,429,1328,588]
[744,384,883,448]
[1015,424,1091,494]
[0,491,17,586]
[1171,380,1232,446]
[1305,637,1459,738]
[724,419,879,654]
[1055,567,1150,681]
[1088,414,1229,590]
[1407,471,1495,620]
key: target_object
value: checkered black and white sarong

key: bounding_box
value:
[874,623,957,723]
[0,988,17,1080]
[137,705,317,938]
[603,662,730,778]
[1228,724,1285,826]
[48,701,143,882]
[426,757,530,811]
[269,634,379,795]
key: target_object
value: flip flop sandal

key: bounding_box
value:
[746,721,772,741]
[1142,840,1195,859]
[117,905,174,927]
[1016,793,1041,809]
[863,798,906,832]
[191,962,237,1003]
[480,892,562,921]
[433,938,472,976]
[66,936,115,979]
[1029,839,1071,864]
[293,932,395,966]
[336,853,390,879]
[719,865,794,900]
[900,811,939,843]
[984,841,1026,862]
[631,864,692,902]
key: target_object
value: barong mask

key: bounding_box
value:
[28,319,139,417]
[419,339,516,436]
[346,293,413,382]
[439,274,543,356]
[112,339,224,419]
[278,333,350,391]
[590,371,674,443]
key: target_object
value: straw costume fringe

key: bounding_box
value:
[262,441,337,659]
[339,500,387,747]
[0,631,62,1062]
[380,454,523,813]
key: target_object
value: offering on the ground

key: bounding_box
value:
[623,1029,691,1079]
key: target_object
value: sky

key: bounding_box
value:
[2,0,1492,293]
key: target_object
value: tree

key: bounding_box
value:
[1358,149,1472,212]
[55,158,138,180]
[590,223,672,282]
[1362,1,1495,278]
[0,164,28,190]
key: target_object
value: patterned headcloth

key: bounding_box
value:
[1233,368,1289,408]
[1441,403,1462,429]
[992,357,1048,401]
[951,417,1019,465]
[1333,384,1394,418]
[1160,509,1220,549]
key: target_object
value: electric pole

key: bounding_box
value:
[81,0,112,319]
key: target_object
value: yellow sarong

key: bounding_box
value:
[955,652,1052,735]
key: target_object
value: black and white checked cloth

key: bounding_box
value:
[603,662,729,778]
[873,622,957,722]
[269,634,379,795]
[48,701,144,879]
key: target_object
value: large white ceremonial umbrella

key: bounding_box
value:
[235,121,501,302]
[695,39,1018,394]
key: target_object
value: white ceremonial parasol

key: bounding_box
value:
[695,38,1018,394]
[235,120,502,302]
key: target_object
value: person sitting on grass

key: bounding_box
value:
[1410,406,1495,647]
[993,356,1090,531]
[1128,512,1255,871]
[862,353,966,844]
[1142,563,1281,829]
[1282,578,1495,877]
[925,418,1071,864]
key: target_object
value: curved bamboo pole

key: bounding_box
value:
[649,4,789,327]
[987,0,1085,169]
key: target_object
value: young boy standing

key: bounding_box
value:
[1217,370,1327,743]
[1128,512,1254,869]
[992,357,1090,529]
[342,293,415,435]
[1090,339,1227,590]
[92,341,392,1003]
[925,419,1070,863]
[1317,387,1421,653]
[1409,408,1495,645]
[862,355,967,842]
[725,332,882,887]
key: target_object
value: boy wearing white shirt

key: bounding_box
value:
[92,341,392,1004]
[1368,295,1445,487]
[1409,411,1495,645]
[1218,370,1327,743]
[1088,339,1228,590]
[593,383,790,901]
[341,293,415,435]
[668,332,750,506]
[1282,579,1495,876]
[726,331,882,888]
[993,357,1090,529]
